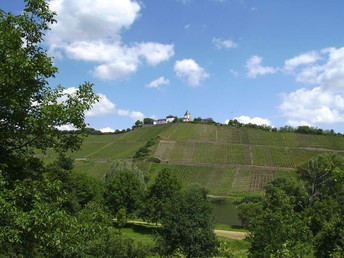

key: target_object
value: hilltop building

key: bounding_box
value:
[166,115,177,123]
[152,111,192,125]
[183,110,192,122]
[153,115,177,125]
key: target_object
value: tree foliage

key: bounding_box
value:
[142,168,181,224]
[0,0,98,182]
[247,154,344,257]
[103,160,145,217]
[157,185,218,257]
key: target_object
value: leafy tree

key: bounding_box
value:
[297,153,344,204]
[157,185,218,257]
[247,154,344,257]
[0,174,81,256]
[247,188,313,257]
[0,0,98,182]
[135,120,143,126]
[142,168,181,224]
[143,117,154,124]
[103,160,145,217]
[237,202,263,228]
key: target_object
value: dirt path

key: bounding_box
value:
[126,220,247,240]
[214,229,246,240]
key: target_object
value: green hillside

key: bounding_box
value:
[44,123,344,196]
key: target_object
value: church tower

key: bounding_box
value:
[183,110,192,122]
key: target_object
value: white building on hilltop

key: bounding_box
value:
[183,110,192,122]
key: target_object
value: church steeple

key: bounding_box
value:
[183,110,192,122]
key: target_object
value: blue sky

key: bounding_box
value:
[4,0,344,132]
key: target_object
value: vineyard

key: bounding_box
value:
[40,123,344,196]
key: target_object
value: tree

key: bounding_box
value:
[135,120,143,126]
[297,153,344,204]
[237,202,263,228]
[0,1,104,256]
[157,185,218,257]
[247,154,344,257]
[103,160,145,217]
[0,0,98,182]
[143,117,154,124]
[142,168,181,224]
[247,188,313,257]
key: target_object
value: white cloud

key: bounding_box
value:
[225,116,272,126]
[86,93,116,117]
[279,87,344,124]
[174,59,209,86]
[117,109,145,121]
[284,51,320,72]
[47,0,174,80]
[246,55,277,78]
[99,127,115,133]
[279,47,344,125]
[282,47,344,92]
[184,24,191,30]
[56,124,77,131]
[147,76,170,89]
[212,38,238,49]
[137,42,175,66]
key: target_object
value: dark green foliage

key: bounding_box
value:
[143,117,154,124]
[247,189,313,257]
[135,120,143,126]
[237,202,263,228]
[297,153,344,204]
[142,168,181,224]
[0,0,98,183]
[103,160,145,217]
[133,136,160,159]
[248,153,344,257]
[157,185,218,257]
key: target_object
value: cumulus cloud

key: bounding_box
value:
[293,48,344,91]
[225,116,272,126]
[246,55,277,78]
[47,0,174,80]
[147,76,170,89]
[279,47,344,125]
[279,87,344,124]
[99,127,115,133]
[284,51,320,72]
[86,93,116,117]
[174,59,209,86]
[118,109,144,121]
[212,38,238,49]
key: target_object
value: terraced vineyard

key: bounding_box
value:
[42,123,344,196]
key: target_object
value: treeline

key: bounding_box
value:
[60,127,132,135]
[227,119,343,136]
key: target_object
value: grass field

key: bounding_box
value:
[39,123,344,195]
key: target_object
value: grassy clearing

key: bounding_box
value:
[218,238,251,258]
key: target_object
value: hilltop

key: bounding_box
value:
[43,123,344,196]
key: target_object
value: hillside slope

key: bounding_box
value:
[50,123,344,196]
